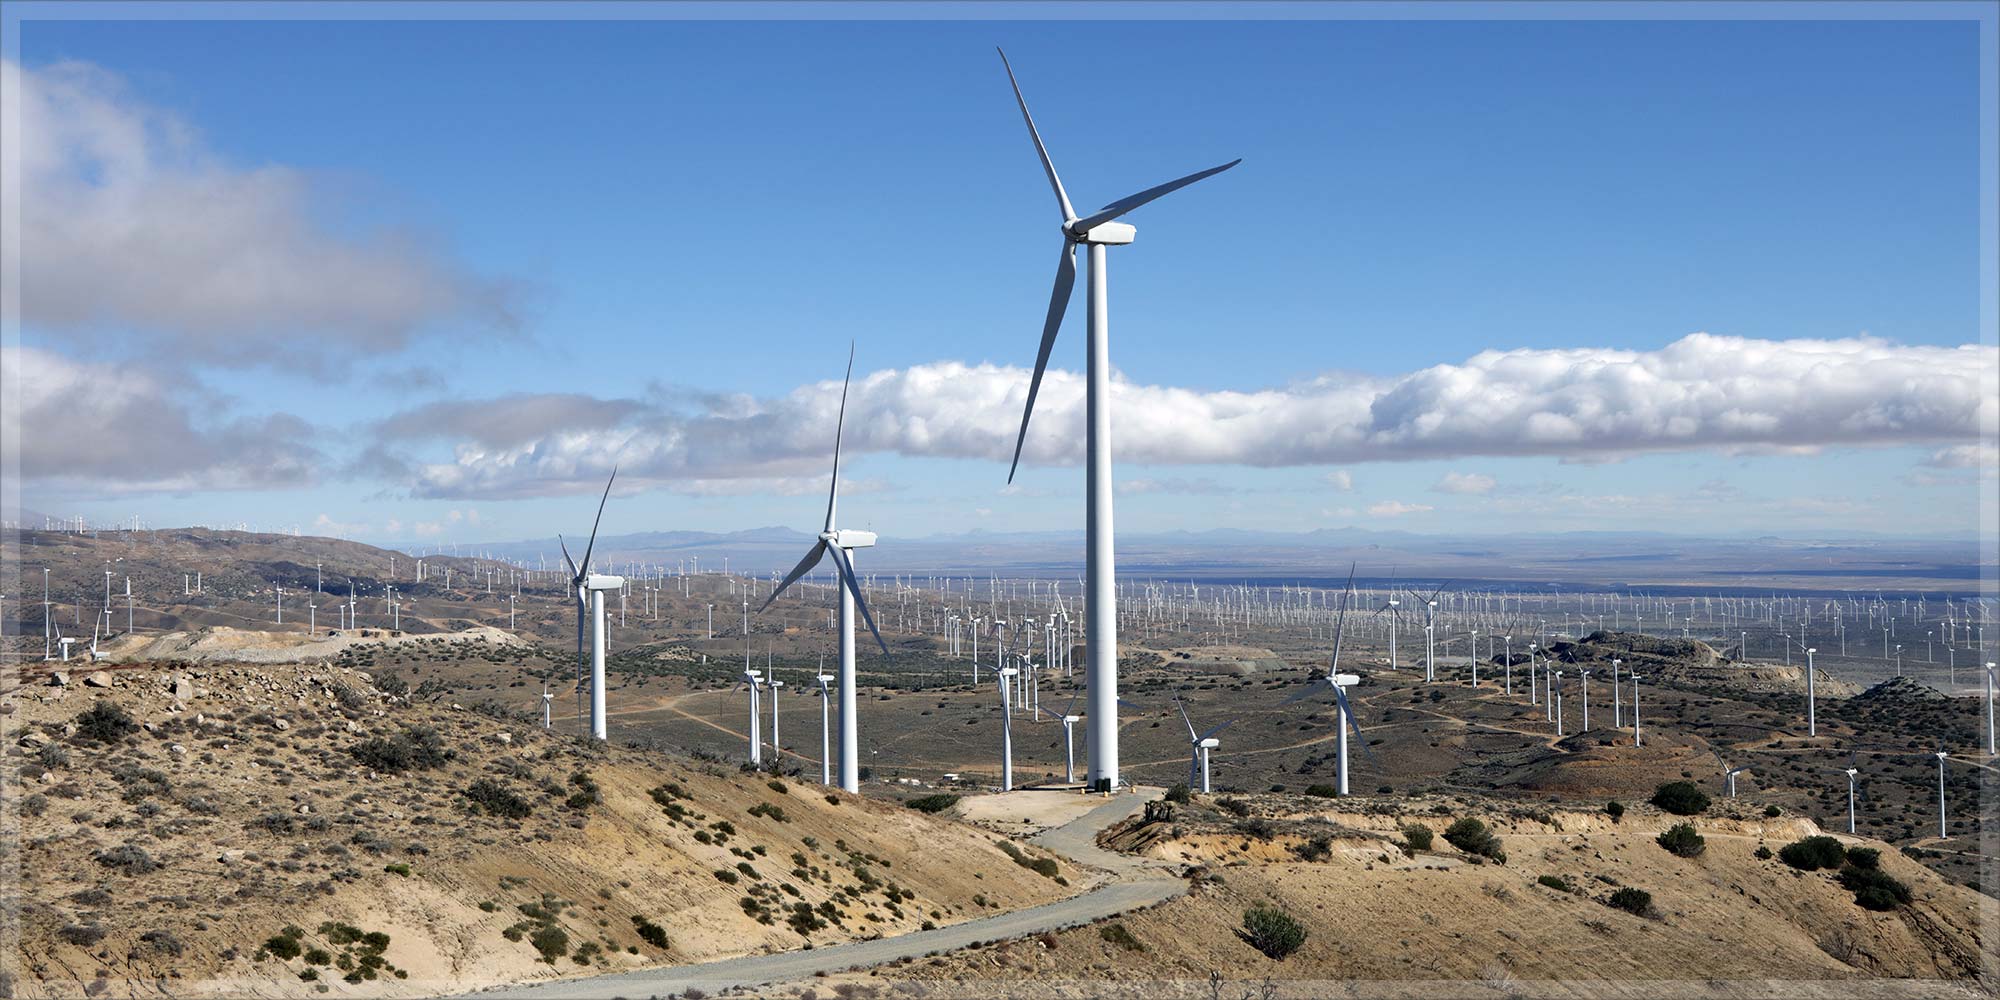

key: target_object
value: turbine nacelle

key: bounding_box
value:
[824,529,877,550]
[1197,737,1221,749]
[1066,220,1136,245]
[584,574,625,592]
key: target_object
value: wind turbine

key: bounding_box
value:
[759,347,891,793]
[1284,566,1375,795]
[997,48,1239,792]
[1714,750,1748,797]
[559,469,620,741]
[540,681,554,731]
[1057,693,1082,784]
[1173,696,1231,794]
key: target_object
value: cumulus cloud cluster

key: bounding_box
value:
[4,346,319,492]
[376,333,1995,499]
[3,58,514,369]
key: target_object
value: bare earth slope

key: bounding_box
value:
[5,662,1074,998]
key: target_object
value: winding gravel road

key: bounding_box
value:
[477,789,1181,999]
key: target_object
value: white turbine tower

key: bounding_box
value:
[558,469,619,740]
[997,665,1019,791]
[998,49,1239,793]
[815,672,835,786]
[740,667,764,766]
[1173,696,1231,794]
[540,682,554,731]
[760,348,891,793]
[766,675,785,764]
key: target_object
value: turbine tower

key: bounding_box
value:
[998,49,1239,792]
[760,347,891,793]
[559,469,618,740]
[1173,696,1231,794]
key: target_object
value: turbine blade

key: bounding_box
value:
[996,48,1076,222]
[558,535,579,582]
[826,345,854,532]
[1332,682,1381,770]
[1329,563,1355,674]
[1200,719,1234,741]
[1008,242,1077,484]
[578,467,618,577]
[826,544,891,657]
[1070,158,1241,232]
[1174,697,1197,740]
[760,540,829,613]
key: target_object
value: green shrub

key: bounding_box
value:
[1607,887,1653,916]
[766,780,788,795]
[1649,781,1710,816]
[1443,818,1505,862]
[1536,875,1573,893]
[462,779,532,819]
[1163,782,1191,804]
[1656,822,1706,858]
[1098,922,1145,952]
[905,794,961,814]
[1216,797,1251,817]
[529,925,569,964]
[630,916,669,949]
[384,863,412,877]
[1754,845,1773,860]
[1763,804,1782,817]
[1838,865,1910,910]
[264,934,303,960]
[713,869,739,885]
[351,726,451,773]
[1845,847,1880,870]
[1402,823,1434,852]
[564,772,600,810]
[1240,904,1308,960]
[1303,784,1338,799]
[747,802,789,823]
[1778,836,1846,872]
[1604,801,1625,823]
[74,702,138,743]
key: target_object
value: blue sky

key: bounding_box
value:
[7,11,1994,545]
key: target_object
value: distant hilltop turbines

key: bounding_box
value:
[996,47,1240,792]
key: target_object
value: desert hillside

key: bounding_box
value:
[875,790,1989,996]
[5,661,1079,998]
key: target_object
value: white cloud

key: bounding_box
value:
[4,58,514,368]
[4,346,319,493]
[1922,444,1996,470]
[1366,500,1434,517]
[1431,472,1496,495]
[1322,470,1354,492]
[1121,476,1235,496]
[364,333,1994,499]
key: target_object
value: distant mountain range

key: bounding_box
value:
[455,526,1987,596]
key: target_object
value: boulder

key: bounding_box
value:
[83,671,114,689]
[48,671,68,687]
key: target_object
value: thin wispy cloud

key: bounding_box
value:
[1431,472,1496,495]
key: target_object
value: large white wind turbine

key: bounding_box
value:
[559,469,620,741]
[759,348,891,793]
[997,49,1239,792]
